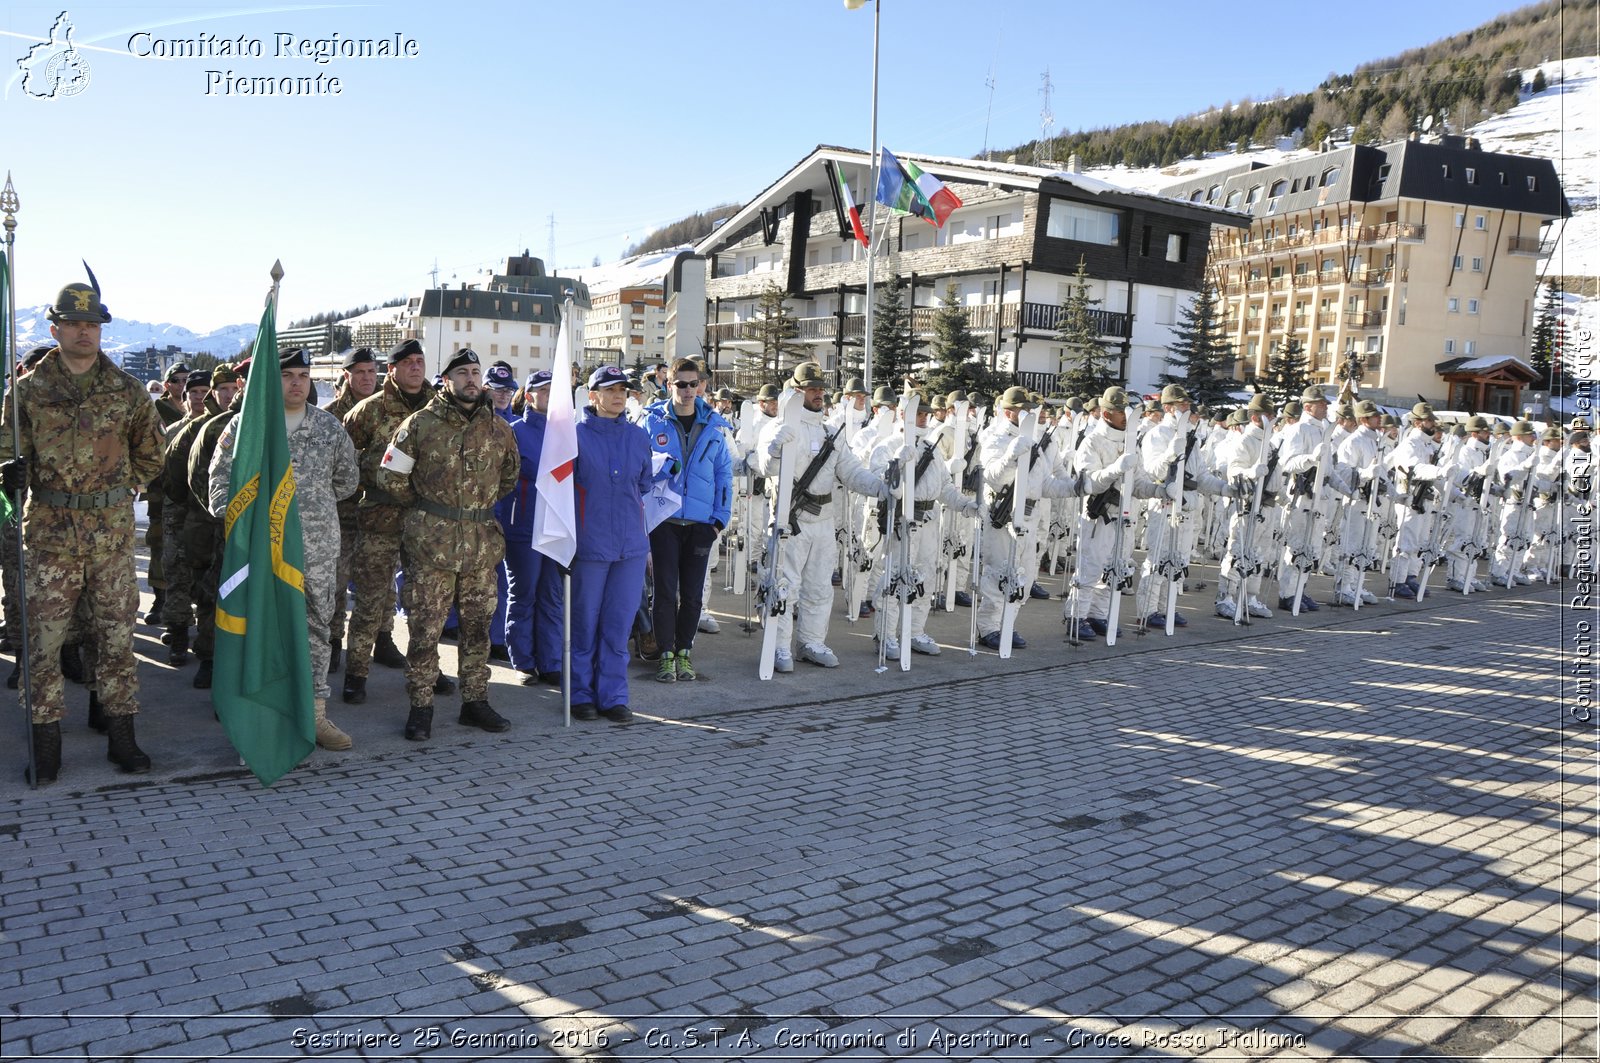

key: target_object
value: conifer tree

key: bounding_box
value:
[923,282,1009,402]
[745,282,809,381]
[1161,281,1239,406]
[1055,259,1122,398]
[867,271,921,390]
[1529,281,1570,398]
[1263,338,1313,407]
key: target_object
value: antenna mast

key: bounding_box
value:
[1038,68,1055,164]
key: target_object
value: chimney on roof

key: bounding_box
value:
[1067,152,1082,174]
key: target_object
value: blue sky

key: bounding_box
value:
[1,0,1534,332]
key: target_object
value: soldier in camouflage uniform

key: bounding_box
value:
[185,376,245,690]
[3,347,51,669]
[0,281,164,784]
[324,347,378,674]
[144,362,189,625]
[340,338,434,704]
[377,348,518,741]
[210,349,360,749]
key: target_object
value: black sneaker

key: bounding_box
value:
[600,705,634,724]
[459,700,510,733]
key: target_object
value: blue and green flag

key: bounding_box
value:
[213,298,313,786]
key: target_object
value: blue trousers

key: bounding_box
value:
[492,560,508,650]
[570,553,647,710]
[504,538,563,675]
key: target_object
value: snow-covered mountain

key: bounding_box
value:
[13,301,256,365]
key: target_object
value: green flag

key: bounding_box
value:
[213,298,313,786]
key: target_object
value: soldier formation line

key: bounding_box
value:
[3,276,1588,786]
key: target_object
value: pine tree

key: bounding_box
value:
[1263,338,1313,407]
[744,282,810,382]
[867,272,921,390]
[1055,258,1122,398]
[1529,281,1571,398]
[1161,281,1239,406]
[923,282,1009,402]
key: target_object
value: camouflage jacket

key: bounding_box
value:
[209,405,359,578]
[187,406,240,528]
[162,396,227,507]
[0,350,163,553]
[377,391,518,572]
[155,396,186,431]
[343,374,432,533]
[326,384,368,526]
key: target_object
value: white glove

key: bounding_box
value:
[767,425,796,455]
[1109,453,1135,477]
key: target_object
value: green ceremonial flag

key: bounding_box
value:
[0,249,14,527]
[213,298,313,786]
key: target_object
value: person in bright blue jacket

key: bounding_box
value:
[484,362,519,661]
[571,365,657,722]
[503,370,564,685]
[641,357,732,683]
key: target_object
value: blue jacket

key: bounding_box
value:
[502,406,547,541]
[642,397,733,528]
[574,409,653,562]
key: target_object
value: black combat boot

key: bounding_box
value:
[60,642,85,684]
[6,659,19,690]
[341,673,367,704]
[372,632,407,668]
[459,700,509,733]
[165,626,189,666]
[192,658,213,689]
[433,674,456,695]
[25,722,61,785]
[87,690,109,734]
[105,715,151,773]
[327,637,342,674]
[404,703,433,741]
[144,590,165,626]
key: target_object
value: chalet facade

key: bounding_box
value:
[672,146,1247,395]
[1160,134,1569,412]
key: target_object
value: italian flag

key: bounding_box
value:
[904,155,963,228]
[877,147,963,229]
[836,164,869,248]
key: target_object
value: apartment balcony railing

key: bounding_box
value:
[1267,315,1287,331]
[1507,236,1544,255]
[1317,311,1340,328]
[1016,302,1132,338]
[704,300,1131,347]
[1345,310,1385,329]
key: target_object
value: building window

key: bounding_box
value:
[512,301,519,312]
[530,324,541,337]
[1444,339,1456,354]
[1448,297,1460,313]
[1269,179,1288,197]
[1466,167,1476,184]
[1190,189,1204,202]
[492,321,500,334]
[1320,166,1341,187]
[1046,200,1121,245]
[1225,189,1244,209]
[1464,340,1476,355]
[1475,215,1487,230]
[1454,255,1464,269]
[1245,185,1263,207]
[1442,164,1452,179]
[490,343,499,356]
[1155,293,1177,324]
[1140,225,1152,256]
[1472,257,1483,271]
[453,319,461,331]
[1527,175,1538,191]
[1166,233,1188,262]
[465,320,471,332]
[1207,184,1220,203]
[1455,212,1465,228]
[511,345,519,357]
[1468,298,1479,314]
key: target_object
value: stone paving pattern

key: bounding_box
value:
[1,558,1594,1060]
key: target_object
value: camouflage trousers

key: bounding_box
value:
[191,522,223,661]
[146,492,166,591]
[160,502,195,629]
[2,513,20,639]
[25,543,139,724]
[330,510,358,642]
[345,525,404,679]
[405,562,495,708]
[305,552,337,702]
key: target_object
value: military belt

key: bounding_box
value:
[362,487,404,507]
[913,500,935,518]
[415,496,495,523]
[794,491,833,517]
[33,486,132,510]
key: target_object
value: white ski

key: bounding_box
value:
[757,390,804,681]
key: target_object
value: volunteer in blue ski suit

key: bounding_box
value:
[503,370,565,684]
[571,365,658,721]
[643,357,733,682]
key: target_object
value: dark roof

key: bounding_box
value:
[417,288,555,321]
[1435,355,1541,381]
[1160,138,1568,220]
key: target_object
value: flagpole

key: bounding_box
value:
[1,172,36,789]
[561,292,574,729]
[846,0,881,392]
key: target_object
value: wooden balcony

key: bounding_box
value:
[704,299,1130,347]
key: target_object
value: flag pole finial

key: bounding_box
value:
[270,259,284,283]
[1,173,17,236]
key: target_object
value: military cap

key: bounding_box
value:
[1465,415,1491,431]
[525,369,553,389]
[1301,385,1329,404]
[342,347,376,370]
[788,362,827,389]
[234,358,251,379]
[998,385,1035,411]
[47,282,111,324]
[1225,409,1248,427]
[389,338,424,363]
[279,348,312,370]
[947,389,969,405]
[184,369,213,390]
[1160,383,1190,404]
[931,394,947,411]
[1246,393,1276,416]
[587,365,629,390]
[444,348,482,375]
[1098,385,1126,410]
[714,387,735,401]
[211,366,239,386]
[1380,414,1398,428]
[1211,408,1230,423]
[1353,399,1380,419]
[1335,402,1355,420]
[756,383,781,401]
[1064,397,1084,413]
[1451,424,1466,438]
[1491,421,1510,436]
[872,385,896,406]
[1282,399,1303,419]
[1411,401,1436,420]
[1542,426,1564,442]
[21,346,51,371]
[1084,396,1100,413]
[1571,417,1593,432]
[842,376,867,395]
[485,363,517,390]
[164,362,190,382]
[1510,419,1536,437]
